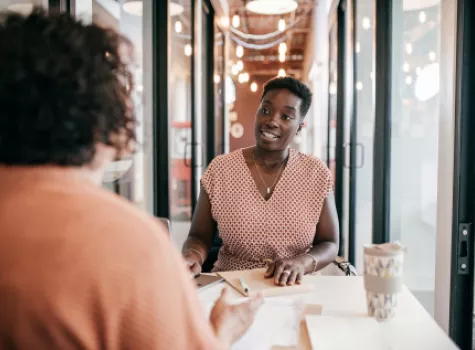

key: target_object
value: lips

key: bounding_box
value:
[260,130,279,140]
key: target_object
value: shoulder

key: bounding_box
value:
[205,149,244,174]
[291,149,329,174]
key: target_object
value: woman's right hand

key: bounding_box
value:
[210,288,263,347]
[183,250,202,276]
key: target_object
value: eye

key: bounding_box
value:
[260,107,269,115]
[283,114,293,120]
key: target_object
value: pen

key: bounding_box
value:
[239,277,250,295]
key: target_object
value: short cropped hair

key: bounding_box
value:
[261,76,313,118]
[0,9,136,166]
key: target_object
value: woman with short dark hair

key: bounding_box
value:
[183,76,340,286]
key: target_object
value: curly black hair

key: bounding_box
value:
[0,8,136,166]
[261,76,313,118]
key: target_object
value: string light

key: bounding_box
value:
[214,74,221,84]
[403,62,410,72]
[405,76,413,85]
[236,60,244,71]
[405,43,413,54]
[278,18,286,31]
[232,14,240,28]
[184,44,192,56]
[279,42,287,54]
[429,51,436,61]
[251,82,258,92]
[356,81,363,90]
[355,41,361,54]
[278,68,286,77]
[362,17,371,29]
[175,21,182,33]
[419,11,426,23]
[231,64,239,75]
[279,52,286,62]
[236,45,244,58]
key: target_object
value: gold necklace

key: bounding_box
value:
[251,149,289,195]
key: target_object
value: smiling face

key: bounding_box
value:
[254,88,303,152]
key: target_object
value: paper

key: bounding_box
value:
[202,297,305,350]
[305,315,391,350]
[218,268,314,297]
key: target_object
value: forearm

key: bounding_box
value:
[302,241,339,274]
[182,235,210,263]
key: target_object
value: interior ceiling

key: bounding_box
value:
[228,0,316,79]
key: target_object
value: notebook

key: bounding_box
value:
[217,268,314,297]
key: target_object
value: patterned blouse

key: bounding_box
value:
[201,148,333,272]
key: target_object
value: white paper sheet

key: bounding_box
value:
[202,297,304,350]
[305,315,392,350]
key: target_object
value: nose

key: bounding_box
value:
[265,112,279,128]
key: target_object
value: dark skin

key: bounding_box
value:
[183,88,340,286]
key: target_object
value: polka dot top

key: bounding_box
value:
[201,148,334,272]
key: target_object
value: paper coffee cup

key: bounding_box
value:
[363,242,405,321]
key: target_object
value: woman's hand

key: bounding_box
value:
[210,288,264,347]
[183,250,202,277]
[264,255,313,286]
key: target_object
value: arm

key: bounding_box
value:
[182,186,216,275]
[266,193,340,286]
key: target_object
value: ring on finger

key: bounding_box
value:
[282,270,291,275]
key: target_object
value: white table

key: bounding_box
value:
[199,276,459,350]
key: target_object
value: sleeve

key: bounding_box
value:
[200,156,220,201]
[111,223,222,350]
[318,160,334,198]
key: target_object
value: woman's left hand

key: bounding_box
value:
[264,255,311,286]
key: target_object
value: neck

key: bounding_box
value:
[253,146,289,167]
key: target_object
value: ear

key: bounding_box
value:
[296,124,303,135]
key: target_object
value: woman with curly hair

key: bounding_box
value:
[0,9,262,350]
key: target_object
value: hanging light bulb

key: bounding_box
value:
[184,44,192,56]
[175,20,182,33]
[362,17,371,29]
[429,51,436,61]
[231,64,240,76]
[356,81,363,90]
[243,72,250,82]
[419,11,426,23]
[355,41,361,54]
[278,68,286,77]
[278,18,286,31]
[214,74,221,84]
[236,60,244,71]
[232,14,240,28]
[405,76,413,85]
[405,43,413,54]
[236,45,244,58]
[251,82,258,92]
[279,52,286,62]
[403,62,410,72]
[279,42,287,54]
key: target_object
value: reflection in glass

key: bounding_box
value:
[390,3,441,315]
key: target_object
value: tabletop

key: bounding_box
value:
[198,275,459,350]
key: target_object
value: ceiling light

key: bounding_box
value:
[356,82,363,90]
[243,72,250,82]
[429,51,436,61]
[362,17,371,29]
[236,60,244,71]
[184,44,192,57]
[214,74,221,84]
[170,2,185,16]
[279,43,287,54]
[175,21,182,33]
[123,0,142,16]
[403,62,410,72]
[7,2,34,15]
[278,18,286,31]
[329,82,337,95]
[355,41,361,53]
[236,45,244,58]
[246,0,298,15]
[279,52,286,62]
[405,76,413,85]
[232,14,240,28]
[251,82,258,92]
[405,43,413,54]
[278,68,286,77]
[419,11,426,23]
